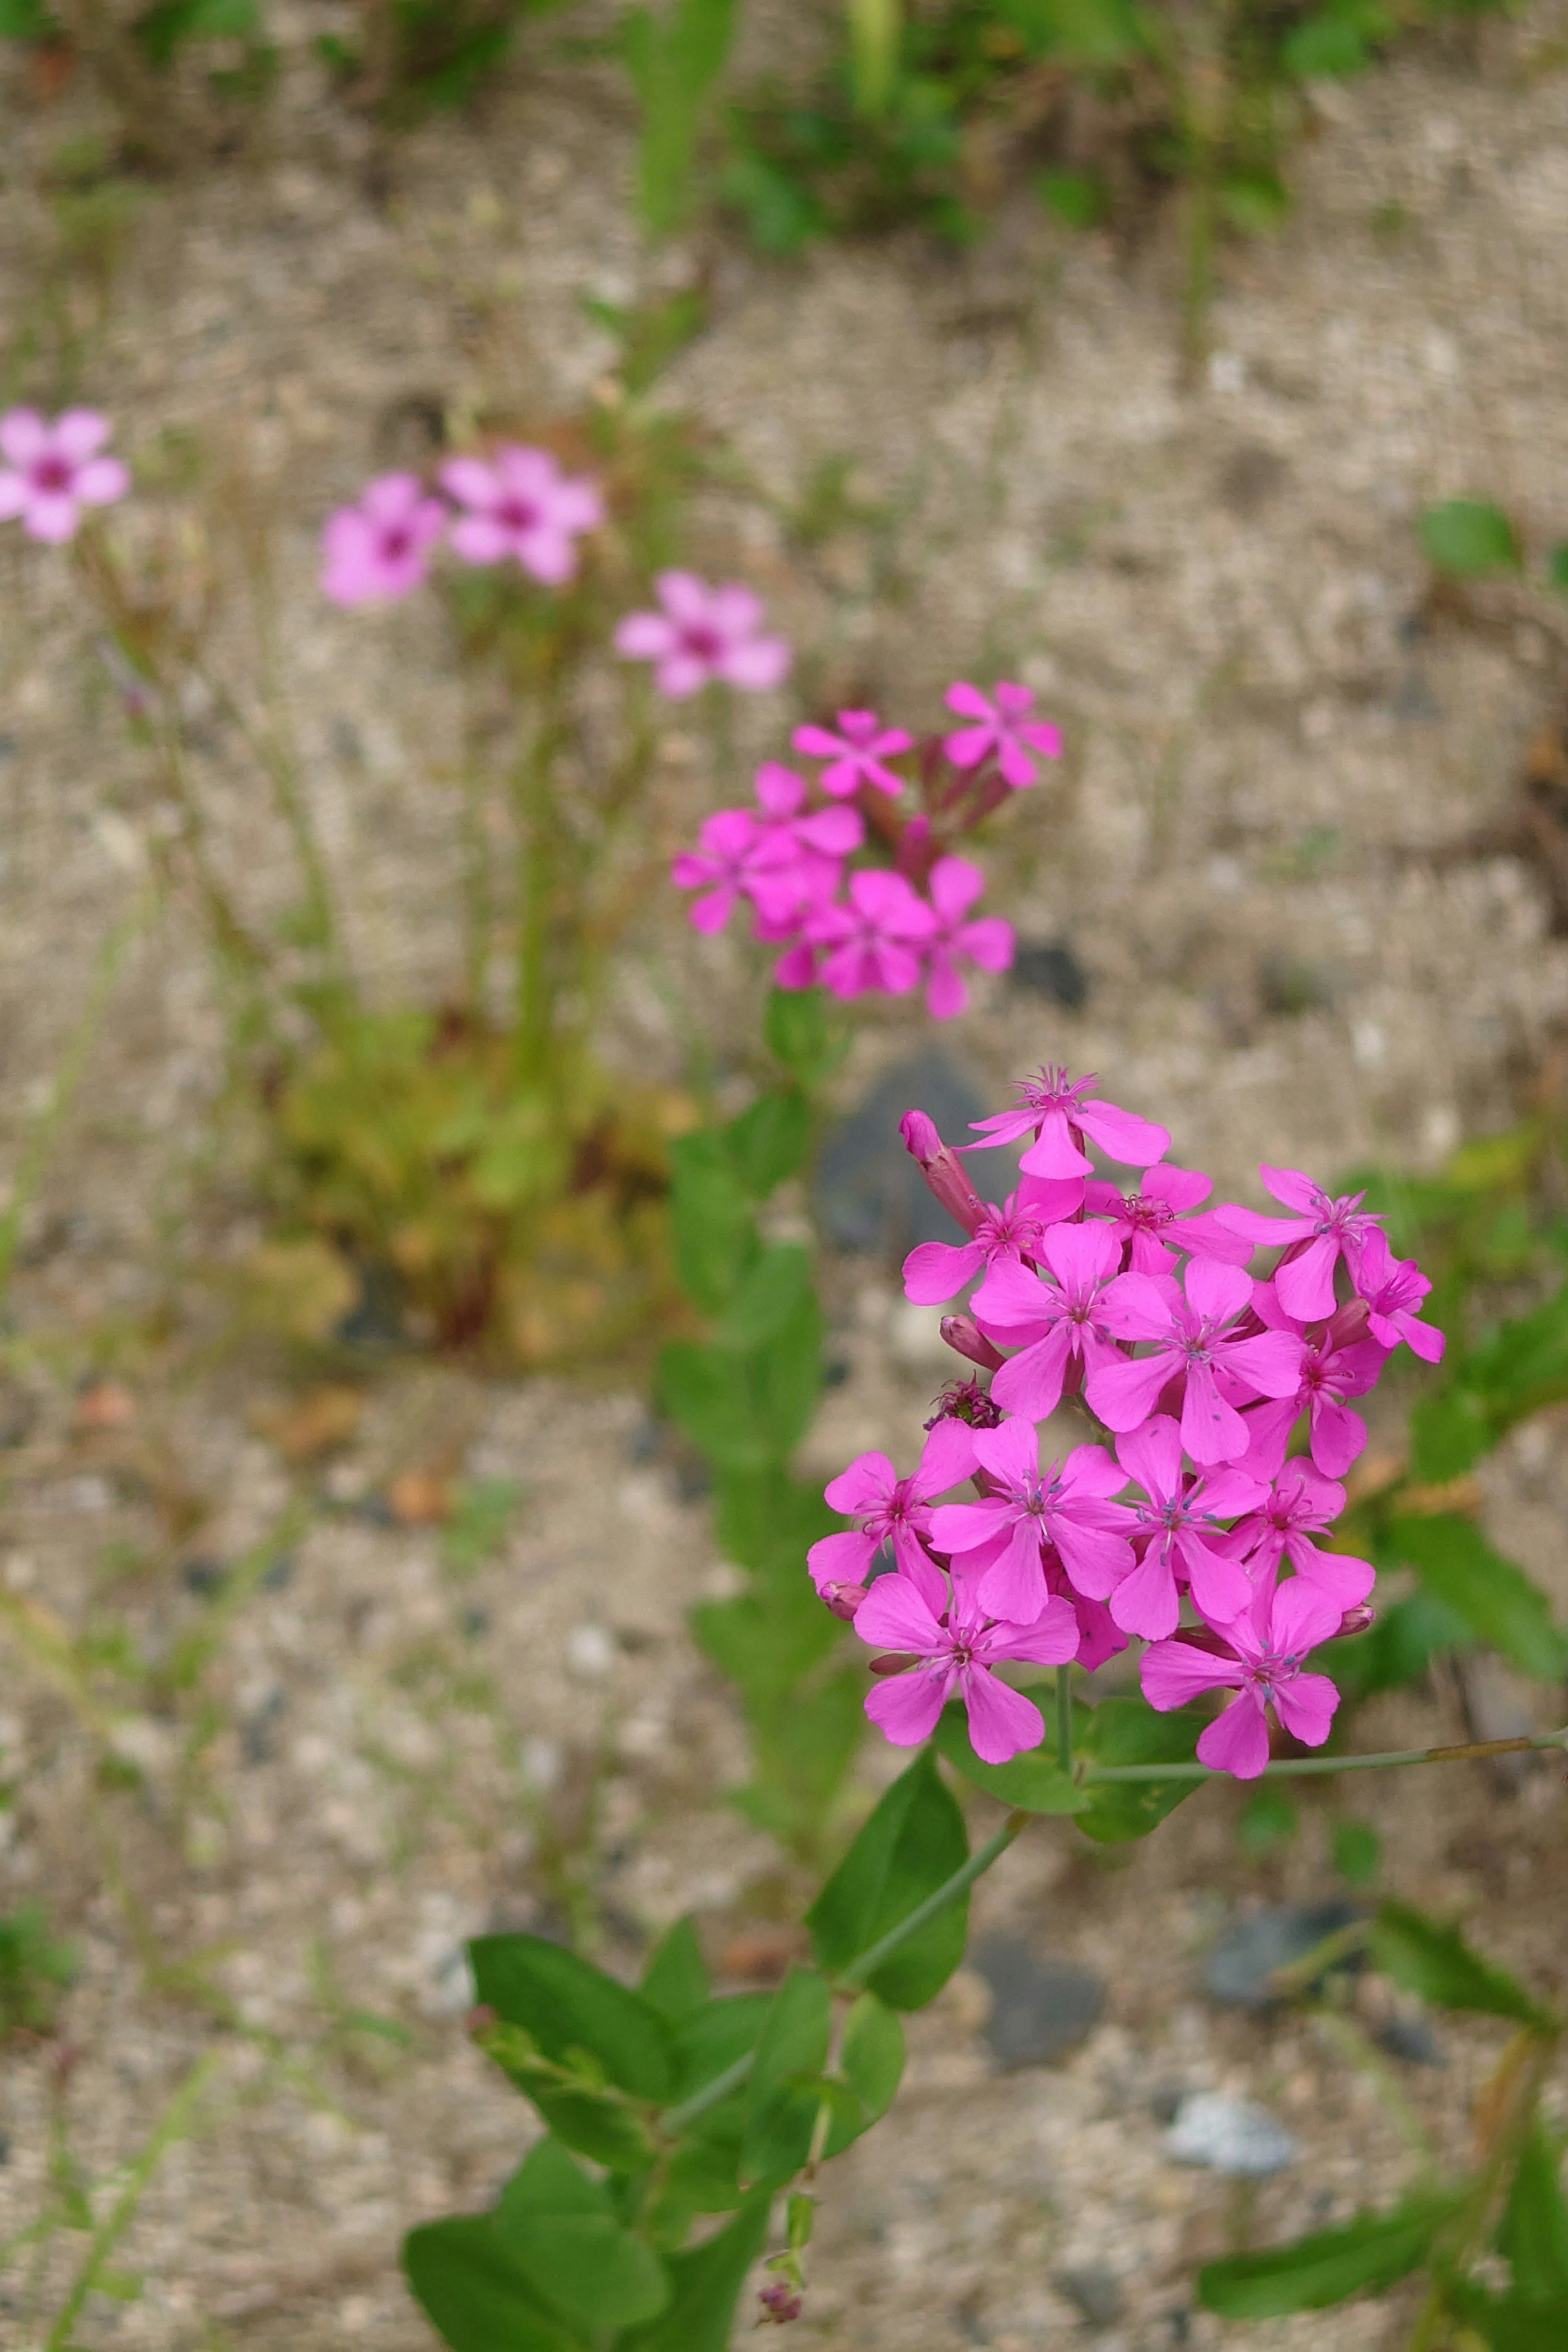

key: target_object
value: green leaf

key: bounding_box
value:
[1386,1515,1568,1681]
[731,1666,866,1853]
[670,1992,775,2102]
[1448,2286,1568,2352]
[806,1750,969,2009]
[1240,1787,1299,1855]
[1283,14,1372,77]
[617,2192,771,2352]
[724,1089,811,1196]
[0,0,58,36]
[624,0,739,238]
[713,1466,837,1584]
[469,1935,675,2099]
[667,1132,757,1313]
[1198,2192,1464,2316]
[1218,173,1290,235]
[659,1341,768,1469]
[932,1687,1087,1813]
[1075,1698,1209,1844]
[641,1917,710,2025]
[764,987,844,1089]
[713,1245,815,1352]
[1036,167,1107,228]
[691,1587,840,1707]
[1420,499,1521,579]
[739,1966,832,2186]
[1549,543,1568,595]
[1332,1819,1382,1886]
[402,2216,585,2352]
[1371,1902,1555,2028]
[1409,1386,1492,1481]
[823,1991,905,2158]
[497,2142,670,2332]
[1500,2122,1568,2304]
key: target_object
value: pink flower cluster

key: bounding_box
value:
[320,445,604,605]
[670,684,1061,1018]
[810,1072,1443,1777]
[0,409,128,544]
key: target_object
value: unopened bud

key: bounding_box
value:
[938,1314,1005,1372]
[866,1651,913,1677]
[900,1107,987,1236]
[758,2282,803,2324]
[1335,1603,1375,1638]
[821,1580,869,1621]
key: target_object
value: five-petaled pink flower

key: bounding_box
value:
[440,445,601,585]
[808,1420,977,1592]
[1140,1577,1345,1780]
[971,1220,1126,1422]
[615,572,791,699]
[1229,1459,1374,1609]
[1219,1167,1385,1322]
[921,855,1015,1020]
[1089,1256,1305,1465]
[929,1416,1136,1624]
[744,763,863,935]
[902,1190,1045,1307]
[855,1564,1079,1765]
[802,869,937,999]
[670,809,799,935]
[0,408,127,544]
[943,681,1063,790]
[792,708,913,799]
[1083,1164,1254,1277]
[1109,1417,1262,1639]
[967,1066,1170,1183]
[1238,1290,1387,1479]
[1353,1231,1446,1363]
[321,473,448,606]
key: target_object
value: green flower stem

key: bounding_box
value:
[1056,1666,1073,1777]
[837,1806,1032,1993]
[1083,1726,1568,1784]
[661,1806,1034,2140]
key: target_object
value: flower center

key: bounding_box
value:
[381,528,411,559]
[33,457,71,493]
[497,497,540,532]
[681,624,724,660]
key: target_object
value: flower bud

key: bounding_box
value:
[938,1314,1005,1372]
[1335,1602,1375,1638]
[866,1651,913,1677]
[900,1107,987,1236]
[759,2281,804,2324]
[820,1580,869,1621]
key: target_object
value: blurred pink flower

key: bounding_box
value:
[615,572,791,699]
[321,473,448,606]
[803,868,938,999]
[0,408,127,544]
[791,708,913,798]
[943,681,1062,789]
[440,445,601,584]
[920,854,1014,1019]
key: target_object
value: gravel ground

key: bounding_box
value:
[2,5,1567,2348]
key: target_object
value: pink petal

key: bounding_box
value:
[52,408,110,461]
[709,581,764,638]
[824,1451,897,1516]
[1040,1217,1121,1294]
[448,513,509,565]
[927,1499,1009,1557]
[924,953,967,1021]
[720,635,792,691]
[971,1254,1054,1335]
[1197,1692,1272,1778]
[1050,1519,1134,1599]
[0,408,46,466]
[854,1571,944,1655]
[1140,1639,1245,1710]
[1260,1165,1325,1214]
[1284,1535,1374,1608]
[960,1668,1047,1766]
[1272,1670,1339,1748]
[516,526,579,585]
[1223,1330,1307,1400]
[1178,1535,1255,1625]
[927,854,985,922]
[943,724,995,771]
[1308,1396,1368,1478]
[654,570,713,623]
[807,1530,876,1592]
[953,916,1013,973]
[1084,1349,1174,1431]
[1114,1413,1182,1506]
[996,739,1038,788]
[1109,1548,1180,1639]
[1275,1235,1341,1322]
[1074,1100,1170,1168]
[25,494,79,543]
[1180,1363,1250,1465]
[866,1663,953,1748]
[688,884,737,934]
[0,471,29,519]
[74,456,128,507]
[990,1329,1074,1421]
[1267,1576,1348,1655]
[974,1523,1048,1622]
[1218,1203,1312,1245]
[903,1238,985,1305]
[1098,1270,1183,1341]
[1183,1255,1253,1325]
[655,653,709,699]
[1398,1313,1446,1364]
[982,1595,1080,1667]
[1059,1442,1135,1502]
[970,1415,1040,1491]
[439,457,499,508]
[915,1417,981,1492]
[943,681,993,721]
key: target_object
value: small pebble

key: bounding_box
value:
[1053,2262,1124,2325]
[1203,1900,1362,2009]
[1165,2091,1298,2177]
[971,1938,1105,2066]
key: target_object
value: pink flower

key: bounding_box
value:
[1229,1460,1375,1609]
[903,1190,1045,1307]
[1219,1167,1385,1322]
[1140,1578,1345,1780]
[943,681,1062,790]
[439,446,601,585]
[966,1066,1170,1183]
[1236,1290,1386,1479]
[1109,1416,1263,1639]
[929,1415,1136,1624]
[1354,1231,1445,1363]
[807,1419,978,1593]
[671,808,798,935]
[803,869,938,999]
[614,572,791,699]
[855,1568,1079,1765]
[971,1220,1126,1421]
[920,855,1014,1020]
[320,472,448,606]
[745,763,863,936]
[1089,1256,1305,1466]
[792,708,913,799]
[1083,1164,1254,1277]
[0,408,127,544]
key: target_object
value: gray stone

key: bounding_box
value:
[1165,2091,1298,2178]
[1372,2012,1445,2067]
[815,1050,1009,1257]
[971,1936,1105,2066]
[1203,1900,1363,2009]
[1011,939,1089,1010]
[1053,2263,1125,2326]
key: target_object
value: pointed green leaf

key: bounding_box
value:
[402,2216,586,2352]
[494,2140,670,2331]
[1198,2191,1464,2316]
[1420,500,1520,579]
[1386,1516,1568,1681]
[469,1935,675,2100]
[617,2192,771,2352]
[739,1965,832,2187]
[823,1991,905,2158]
[724,1088,811,1196]
[1075,1698,1208,1844]
[1372,1903,1555,2028]
[641,1917,710,2025]
[667,1132,757,1312]
[933,1687,1087,1812]
[712,1245,814,1352]
[1499,2123,1568,2304]
[806,1750,968,2010]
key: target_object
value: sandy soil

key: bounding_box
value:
[2,4,1568,2347]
